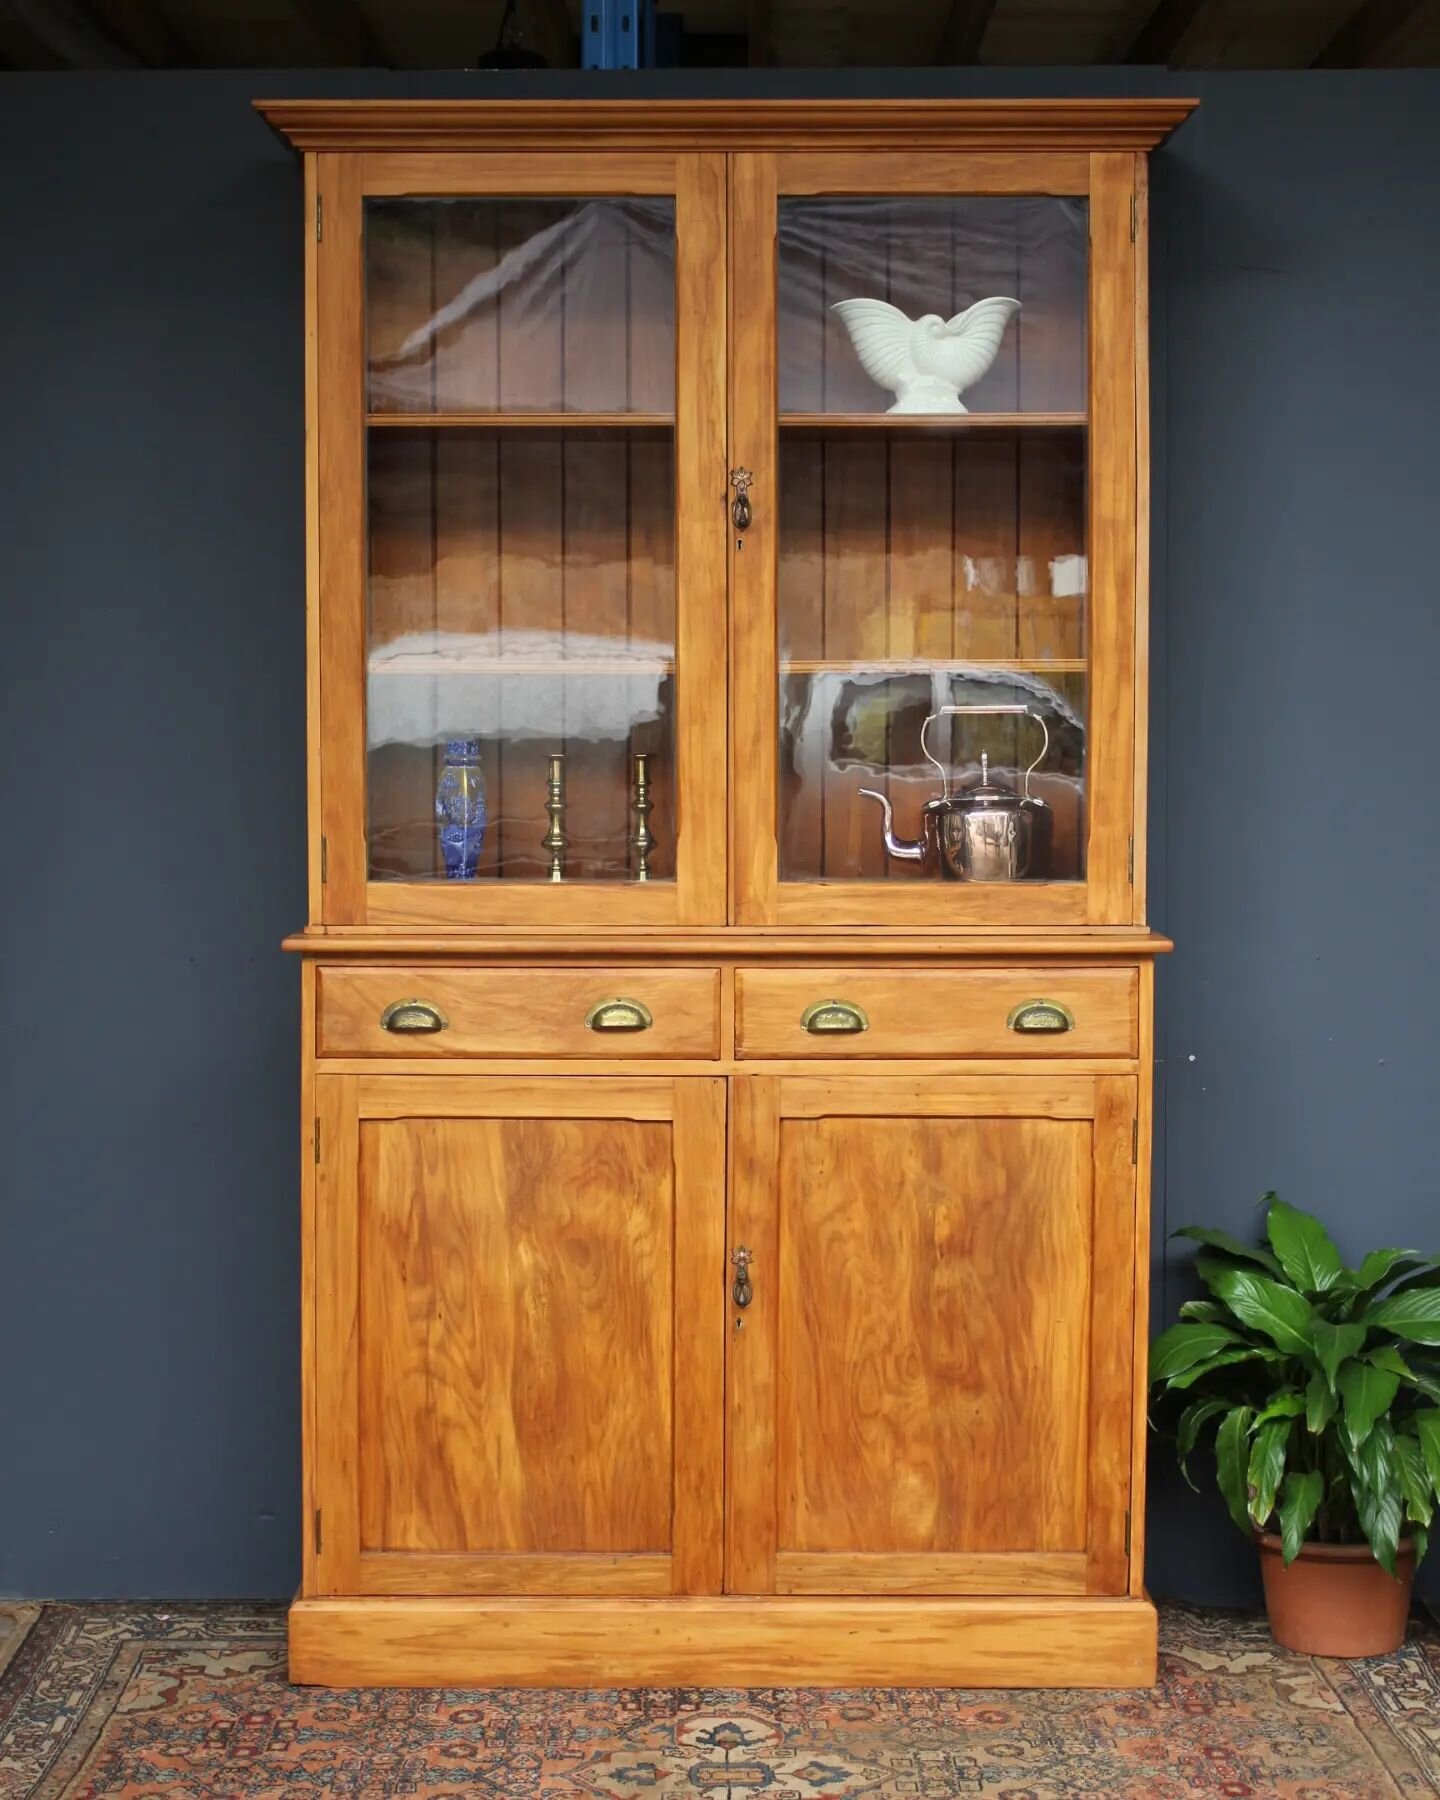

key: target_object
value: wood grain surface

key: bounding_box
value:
[736,965,1137,1058]
[357,1114,675,1557]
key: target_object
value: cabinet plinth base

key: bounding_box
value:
[288,1594,1158,1689]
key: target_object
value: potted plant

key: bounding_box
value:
[1150,1197,1440,1655]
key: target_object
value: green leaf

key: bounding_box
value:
[1175,1226,1283,1276]
[1175,1397,1229,1490]
[1207,1267,1318,1360]
[1215,1405,1255,1538]
[1313,1320,1367,1388]
[1365,1345,1414,1379]
[1415,1410,1440,1494]
[1346,1248,1422,1294]
[1150,1322,1245,1383]
[1400,1366,1440,1405]
[1412,1523,1429,1568]
[1278,1469,1324,1564]
[1349,1417,1396,1498]
[1265,1199,1344,1294]
[1364,1288,1440,1346]
[1305,1370,1338,1434]
[1338,1361,1400,1453]
[1353,1478,1403,1577]
[1247,1418,1289,1526]
[1251,1393,1306,1429]
[1393,1434,1434,1527]
[1163,1346,1283,1392]
[1178,1299,1228,1323]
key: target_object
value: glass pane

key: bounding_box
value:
[366,426,675,884]
[366,197,675,415]
[364,192,678,887]
[778,196,1085,415]
[775,192,1088,888]
[777,424,1087,885]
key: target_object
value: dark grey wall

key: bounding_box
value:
[2,67,1437,1605]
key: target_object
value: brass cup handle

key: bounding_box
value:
[379,999,449,1034]
[800,999,870,1036]
[731,1246,754,1308]
[1007,998,1075,1034]
[585,997,654,1033]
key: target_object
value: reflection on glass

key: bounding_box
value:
[778,196,1087,415]
[367,428,676,883]
[777,426,1087,884]
[366,197,676,415]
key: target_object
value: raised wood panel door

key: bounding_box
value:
[310,1075,725,1597]
[728,1075,1137,1596]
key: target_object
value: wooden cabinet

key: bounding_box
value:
[263,96,1192,1690]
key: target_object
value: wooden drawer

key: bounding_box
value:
[736,967,1138,1059]
[318,967,721,1059]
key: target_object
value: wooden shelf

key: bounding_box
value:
[367,412,674,430]
[783,658,1086,675]
[779,412,1086,430]
[370,656,675,677]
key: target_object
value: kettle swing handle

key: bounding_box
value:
[919,704,1050,803]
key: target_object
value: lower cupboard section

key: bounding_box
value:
[288,1596,1160,1689]
[305,1066,1142,1663]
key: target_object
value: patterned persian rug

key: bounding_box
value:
[3,1600,1440,1798]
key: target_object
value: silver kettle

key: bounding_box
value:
[860,704,1052,882]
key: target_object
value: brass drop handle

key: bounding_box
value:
[731,1246,754,1308]
[730,466,753,531]
[379,999,449,1034]
[1007,999,1075,1034]
[800,999,869,1036]
[585,997,654,1033]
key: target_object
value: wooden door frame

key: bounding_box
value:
[726,1072,1137,1596]
[310,151,728,929]
[729,151,1141,928]
[308,1072,726,1597]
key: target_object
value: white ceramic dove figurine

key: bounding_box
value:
[831,296,1022,414]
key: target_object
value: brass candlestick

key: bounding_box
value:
[542,752,567,882]
[630,753,655,882]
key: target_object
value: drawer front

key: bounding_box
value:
[318,967,721,1059]
[736,967,1138,1059]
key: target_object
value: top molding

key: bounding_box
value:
[254,98,1198,155]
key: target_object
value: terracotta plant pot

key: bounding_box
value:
[1256,1532,1415,1656]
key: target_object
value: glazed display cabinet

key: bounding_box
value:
[260,97,1191,1689]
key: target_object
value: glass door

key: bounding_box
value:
[314,155,727,927]
[731,153,1139,927]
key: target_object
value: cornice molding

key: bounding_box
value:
[254,98,1197,155]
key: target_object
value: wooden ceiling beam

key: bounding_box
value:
[89,0,200,65]
[1121,0,1214,64]
[936,0,1000,62]
[1312,0,1428,64]
[8,0,138,65]
[290,0,392,66]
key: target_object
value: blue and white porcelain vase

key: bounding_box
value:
[435,739,487,879]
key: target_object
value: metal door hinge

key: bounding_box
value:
[1124,1509,1132,1555]
[320,835,328,884]
[314,1508,323,1555]
[1131,1116,1139,1165]
[315,193,323,242]
[1127,836,1134,884]
[1130,194,1137,241]
[314,1117,321,1165]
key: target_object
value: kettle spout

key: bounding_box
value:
[858,788,927,862]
